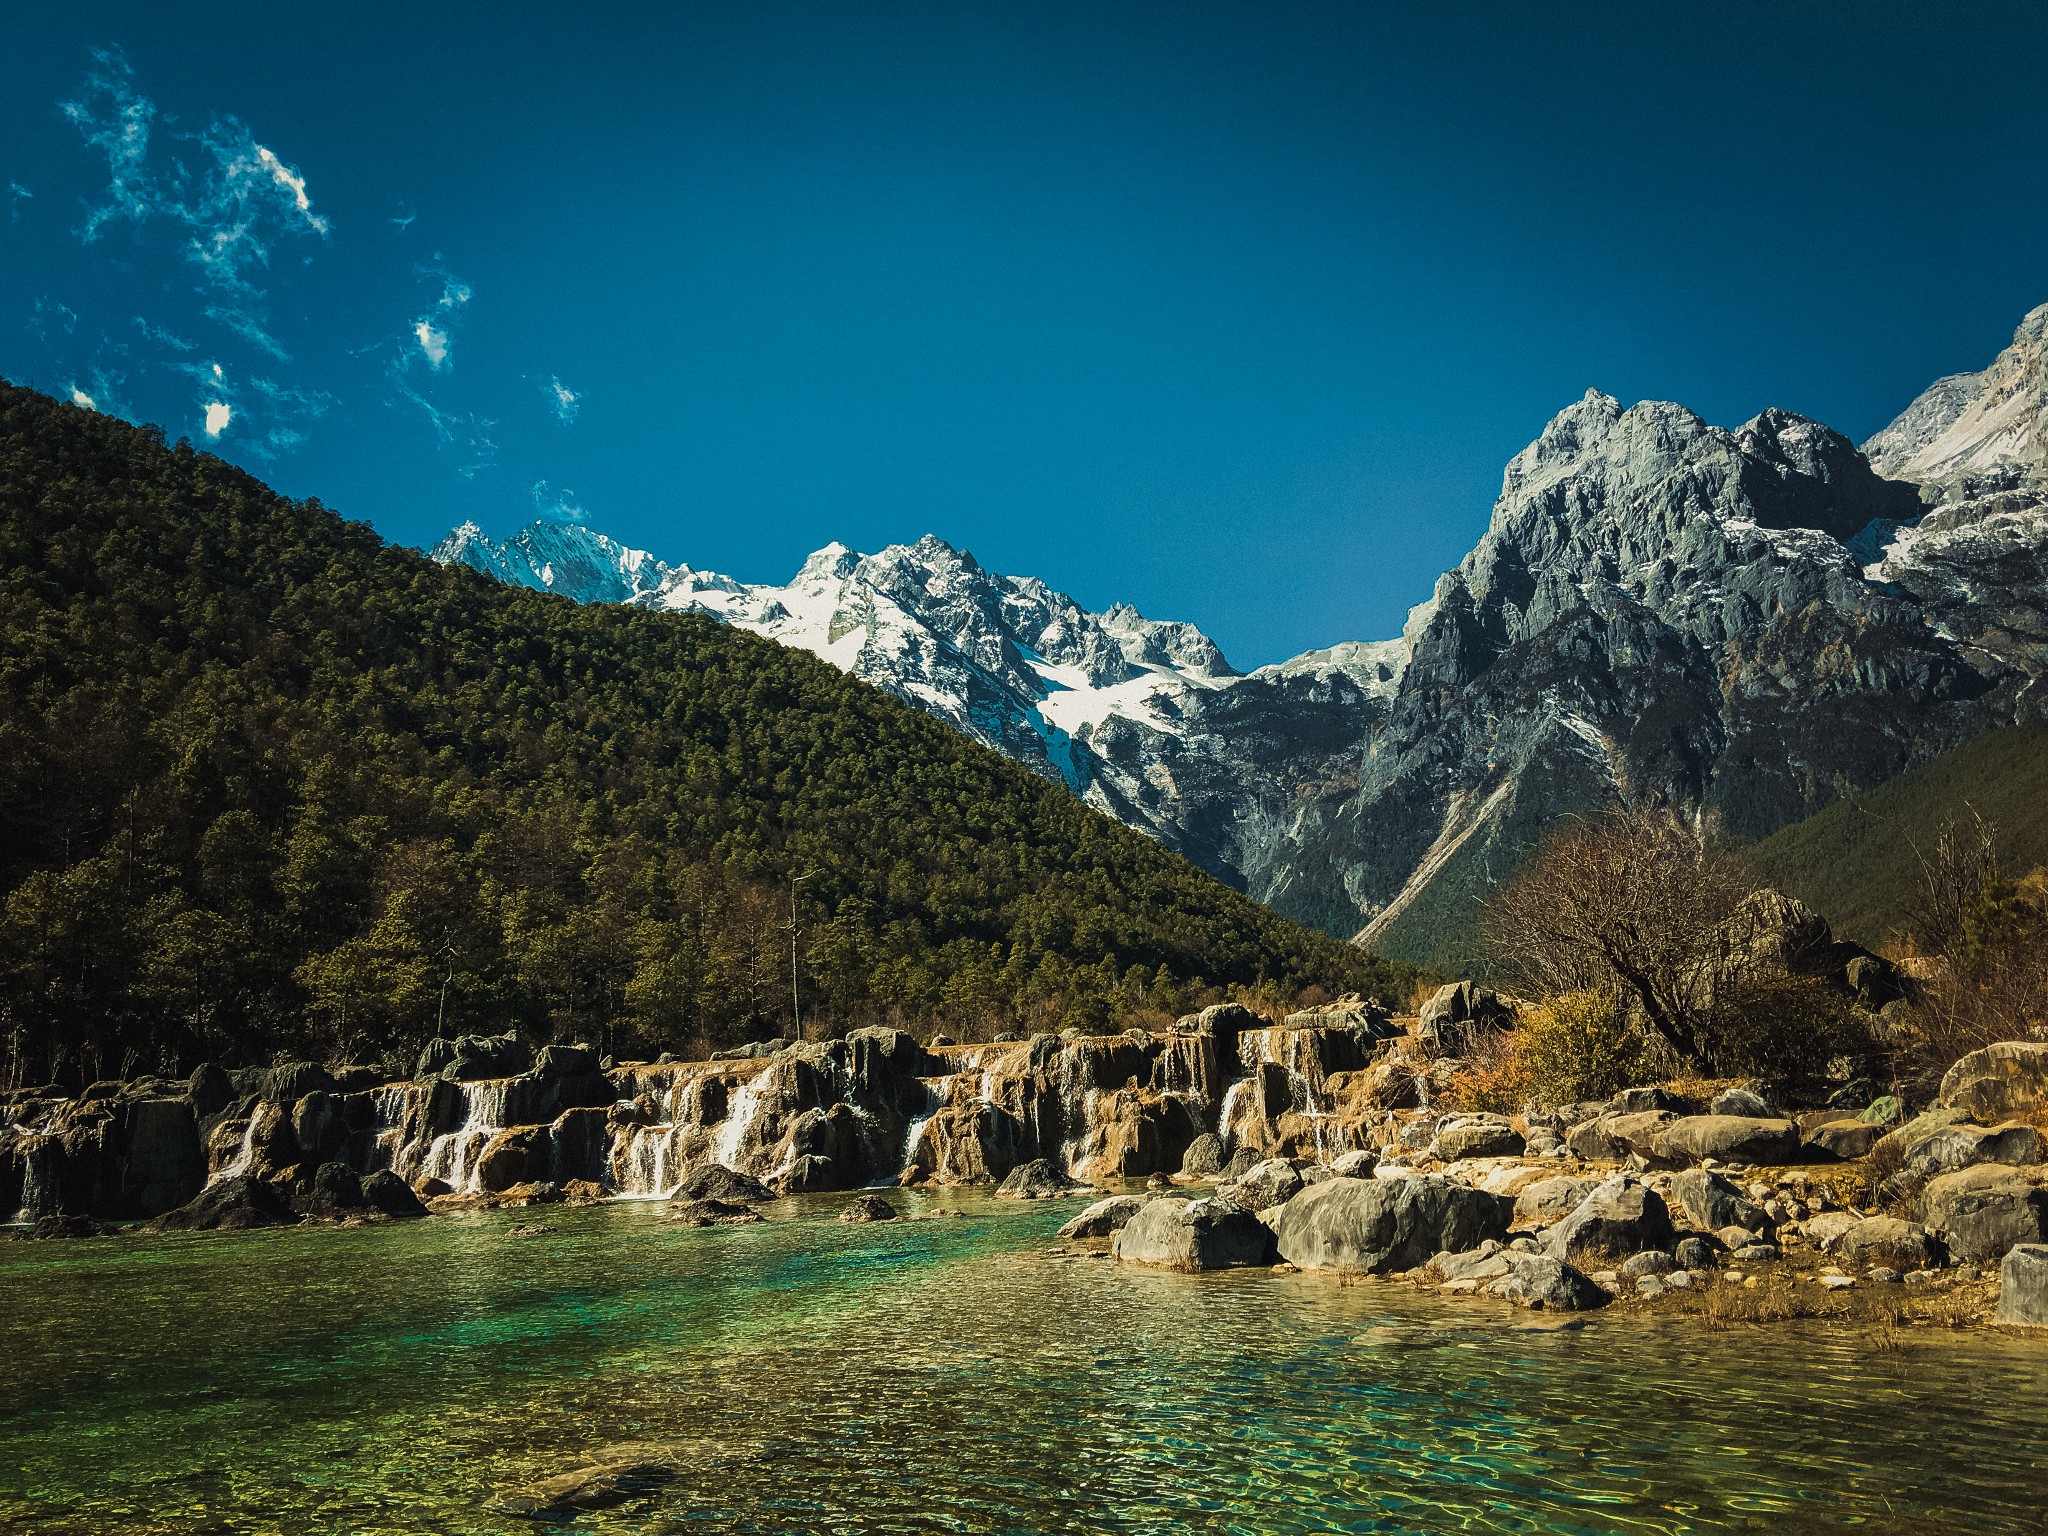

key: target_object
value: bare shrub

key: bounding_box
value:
[1487,808,1757,1070]
[1705,975,1872,1087]
[1438,1027,1532,1114]
[1900,867,2048,1081]
[1904,808,1998,961]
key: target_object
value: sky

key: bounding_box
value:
[4,3,2046,666]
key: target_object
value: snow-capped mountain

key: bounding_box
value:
[433,303,2048,968]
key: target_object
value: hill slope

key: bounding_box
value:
[0,384,1403,1086]
[1748,722,2048,946]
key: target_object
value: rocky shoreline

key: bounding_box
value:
[6,989,2048,1336]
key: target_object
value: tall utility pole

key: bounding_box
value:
[787,870,811,1042]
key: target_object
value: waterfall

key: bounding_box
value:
[613,1121,683,1199]
[13,1134,53,1221]
[708,1066,773,1172]
[214,1116,261,1182]
[408,1078,518,1193]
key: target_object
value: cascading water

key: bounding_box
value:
[708,1067,774,1173]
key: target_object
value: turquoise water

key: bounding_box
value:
[2,1192,2045,1533]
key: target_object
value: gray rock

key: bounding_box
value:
[1544,1177,1674,1263]
[1904,1123,2046,1178]
[1434,1120,1525,1162]
[1636,1274,1668,1297]
[997,1158,1090,1200]
[1938,1042,2048,1121]
[671,1164,774,1204]
[1665,1169,1768,1235]
[1711,1087,1773,1119]
[1654,1116,1801,1167]
[360,1169,428,1219]
[1995,1243,2048,1329]
[1716,1225,1760,1250]
[1219,1146,1263,1181]
[1179,1133,1226,1179]
[146,1174,300,1232]
[1232,1158,1305,1212]
[1112,1197,1272,1271]
[1623,1250,1675,1277]
[1267,1175,1511,1273]
[1514,1175,1603,1226]
[1732,1243,1780,1263]
[488,1452,679,1520]
[1920,1165,2048,1262]
[1056,1194,1152,1239]
[670,1197,764,1226]
[1493,1254,1609,1311]
[1566,1110,1676,1162]
[1837,1216,1936,1270]
[838,1194,898,1222]
[1673,1235,1719,1269]
[1806,1120,1883,1160]
[1328,1149,1377,1179]
[1432,1241,1512,1281]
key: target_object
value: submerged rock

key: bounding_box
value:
[488,1449,679,1520]
[1112,1197,1272,1271]
[1494,1254,1609,1311]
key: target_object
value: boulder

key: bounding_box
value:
[419,1033,532,1083]
[290,1092,350,1166]
[1566,1110,1675,1162]
[1653,1116,1800,1167]
[1858,1095,1903,1127]
[1995,1244,2048,1329]
[1435,1120,1525,1162]
[1904,1123,2046,1179]
[297,1161,368,1217]
[1494,1254,1609,1311]
[1664,1170,1768,1236]
[1432,1241,1512,1282]
[533,1043,601,1079]
[1267,1175,1511,1274]
[671,1198,765,1226]
[1112,1197,1272,1271]
[1328,1149,1378,1179]
[1938,1042,2048,1120]
[1057,1194,1154,1239]
[1543,1178,1674,1263]
[28,1214,109,1239]
[997,1158,1090,1200]
[1836,1216,1936,1271]
[147,1174,301,1232]
[1711,1087,1773,1119]
[1417,981,1510,1050]
[838,1194,898,1223]
[360,1169,428,1219]
[186,1063,236,1119]
[1178,1133,1227,1179]
[671,1164,774,1204]
[1800,1211,1864,1253]
[1231,1159,1304,1212]
[1514,1175,1603,1226]
[1920,1165,2048,1262]
[1673,1235,1719,1269]
[263,1060,335,1103]
[475,1127,553,1193]
[1806,1120,1883,1161]
[1624,1250,1676,1277]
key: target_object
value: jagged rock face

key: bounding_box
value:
[431,315,2048,964]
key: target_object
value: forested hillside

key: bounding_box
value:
[0,384,1404,1086]
[1749,722,2048,947]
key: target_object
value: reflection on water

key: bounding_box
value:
[2,1192,2046,1533]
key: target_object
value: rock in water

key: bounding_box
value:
[1230,1159,1304,1212]
[360,1170,429,1219]
[1112,1197,1272,1271]
[1996,1244,2048,1329]
[1179,1134,1226,1179]
[1057,1195,1153,1240]
[996,1159,1088,1200]
[488,1452,678,1520]
[670,1164,774,1204]
[1266,1175,1511,1274]
[671,1198,765,1227]
[838,1194,898,1223]
[147,1175,301,1232]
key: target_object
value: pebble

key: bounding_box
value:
[1666,1270,1695,1290]
[1636,1275,1667,1297]
[1867,1267,1902,1284]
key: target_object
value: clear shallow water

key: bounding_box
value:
[2,1194,2045,1535]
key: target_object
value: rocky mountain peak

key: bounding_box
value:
[1866,302,2048,493]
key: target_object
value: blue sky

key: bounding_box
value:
[4,3,2046,666]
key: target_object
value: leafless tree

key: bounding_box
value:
[1485,805,1757,1070]
[1903,807,1998,960]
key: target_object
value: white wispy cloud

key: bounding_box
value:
[7,182,30,219]
[71,385,97,409]
[29,298,80,339]
[414,319,450,369]
[61,48,329,358]
[203,400,233,437]
[531,480,588,524]
[545,375,581,423]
